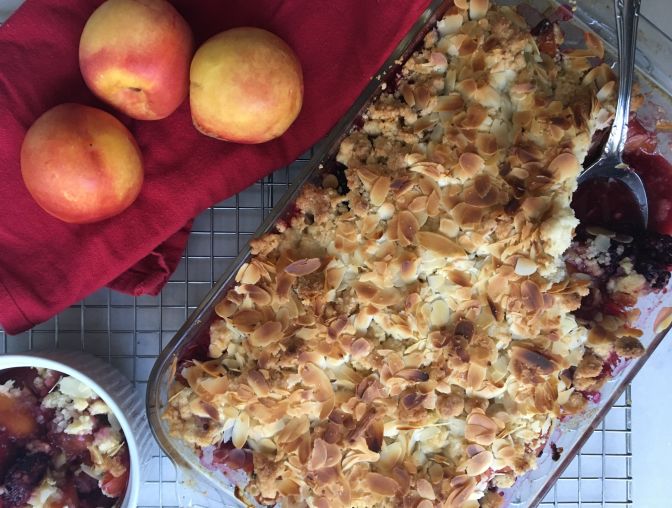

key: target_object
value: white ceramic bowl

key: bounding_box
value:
[0,350,153,508]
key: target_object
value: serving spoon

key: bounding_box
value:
[577,0,648,229]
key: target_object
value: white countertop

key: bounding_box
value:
[630,4,672,508]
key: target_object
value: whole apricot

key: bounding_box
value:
[21,103,144,224]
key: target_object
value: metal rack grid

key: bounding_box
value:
[0,150,632,507]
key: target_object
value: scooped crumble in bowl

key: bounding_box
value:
[0,368,130,508]
[162,1,672,507]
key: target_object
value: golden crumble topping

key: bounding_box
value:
[163,2,647,506]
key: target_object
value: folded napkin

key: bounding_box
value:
[0,0,431,334]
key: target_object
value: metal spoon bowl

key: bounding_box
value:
[577,0,648,229]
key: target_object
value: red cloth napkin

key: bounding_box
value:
[0,0,431,334]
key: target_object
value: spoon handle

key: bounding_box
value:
[604,0,641,159]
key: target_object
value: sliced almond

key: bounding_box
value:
[215,299,238,319]
[370,176,391,207]
[231,413,249,449]
[400,83,415,107]
[465,450,493,476]
[250,321,283,347]
[247,370,269,397]
[654,307,672,334]
[467,363,486,390]
[585,31,605,59]
[285,258,321,276]
[417,231,467,258]
[465,411,497,446]
[520,280,544,311]
[366,472,399,496]
[549,152,579,180]
[438,13,464,36]
[458,152,485,176]
[514,257,538,276]
[416,478,436,500]
[470,0,490,20]
[242,284,272,307]
[437,94,465,112]
[398,210,419,245]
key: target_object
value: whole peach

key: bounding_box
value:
[20,104,144,224]
[190,27,304,144]
[79,0,193,120]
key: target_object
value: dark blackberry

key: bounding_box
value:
[1,452,49,507]
[638,231,672,265]
[332,162,350,196]
[531,18,553,36]
[634,259,671,289]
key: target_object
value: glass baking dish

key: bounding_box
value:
[147,1,672,506]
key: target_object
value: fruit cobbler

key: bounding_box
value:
[163,1,672,507]
[0,368,129,508]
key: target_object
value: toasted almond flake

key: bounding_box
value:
[465,411,498,446]
[437,94,465,112]
[214,299,238,319]
[470,0,489,19]
[416,478,436,500]
[586,225,615,237]
[515,257,538,276]
[231,413,249,449]
[438,13,463,35]
[276,416,310,444]
[198,376,229,395]
[236,262,262,284]
[521,196,551,220]
[247,370,269,397]
[473,174,492,198]
[466,450,493,476]
[366,472,399,496]
[412,115,436,133]
[510,346,558,378]
[242,284,272,306]
[585,31,605,59]
[308,438,327,470]
[549,152,579,180]
[464,186,499,208]
[371,176,392,206]
[300,362,334,403]
[467,363,486,390]
[400,83,415,106]
[614,233,633,244]
[597,80,616,102]
[417,500,433,508]
[353,281,379,301]
[654,307,672,334]
[416,85,433,110]
[520,280,544,311]
[250,321,283,347]
[458,152,485,176]
[454,0,468,9]
[461,104,488,128]
[417,231,467,258]
[398,210,419,245]
[285,258,321,276]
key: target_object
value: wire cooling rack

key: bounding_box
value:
[0,149,633,507]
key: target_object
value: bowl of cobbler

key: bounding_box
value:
[148,0,672,506]
[0,352,152,508]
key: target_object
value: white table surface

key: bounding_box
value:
[1,1,671,507]
[629,4,672,508]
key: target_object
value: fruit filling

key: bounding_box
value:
[0,368,129,508]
